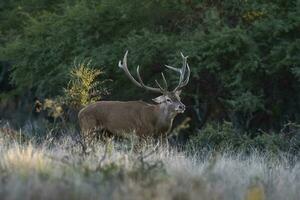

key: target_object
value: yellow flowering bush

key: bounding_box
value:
[43,98,64,119]
[64,60,108,109]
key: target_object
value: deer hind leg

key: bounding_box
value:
[83,128,114,152]
[79,128,97,153]
[79,117,100,152]
[104,130,117,146]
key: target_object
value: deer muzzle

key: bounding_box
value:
[176,104,186,113]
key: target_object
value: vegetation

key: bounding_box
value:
[187,121,300,157]
[64,60,108,109]
[0,1,300,199]
[0,129,300,200]
[1,0,300,131]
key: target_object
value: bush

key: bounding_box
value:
[63,59,108,109]
[187,122,300,156]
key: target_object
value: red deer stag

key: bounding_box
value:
[78,51,190,142]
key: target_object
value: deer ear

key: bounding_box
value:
[152,95,165,103]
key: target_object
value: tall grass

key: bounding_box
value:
[0,128,299,200]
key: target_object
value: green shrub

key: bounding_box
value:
[187,122,300,156]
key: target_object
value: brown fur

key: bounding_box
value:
[78,100,176,139]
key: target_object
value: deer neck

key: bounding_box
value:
[154,104,177,134]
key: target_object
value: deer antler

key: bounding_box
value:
[118,51,168,93]
[119,51,190,93]
[165,52,190,91]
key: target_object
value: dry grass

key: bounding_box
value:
[0,129,299,200]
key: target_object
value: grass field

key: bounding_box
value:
[0,127,299,200]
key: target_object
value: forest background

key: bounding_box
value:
[0,0,300,153]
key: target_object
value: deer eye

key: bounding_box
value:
[166,98,172,103]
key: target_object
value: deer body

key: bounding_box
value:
[78,100,175,138]
[79,51,190,141]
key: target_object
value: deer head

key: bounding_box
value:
[118,51,190,115]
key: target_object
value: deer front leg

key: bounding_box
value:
[80,129,97,153]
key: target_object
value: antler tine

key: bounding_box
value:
[136,66,162,93]
[179,56,187,85]
[175,63,190,91]
[153,72,168,92]
[155,80,165,92]
[118,51,141,87]
[165,63,184,89]
[180,52,188,78]
[165,52,190,91]
[119,51,162,93]
[136,65,146,86]
[165,64,181,72]
[173,53,189,91]
[161,72,168,90]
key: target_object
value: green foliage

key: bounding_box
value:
[1,0,300,131]
[187,122,300,156]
